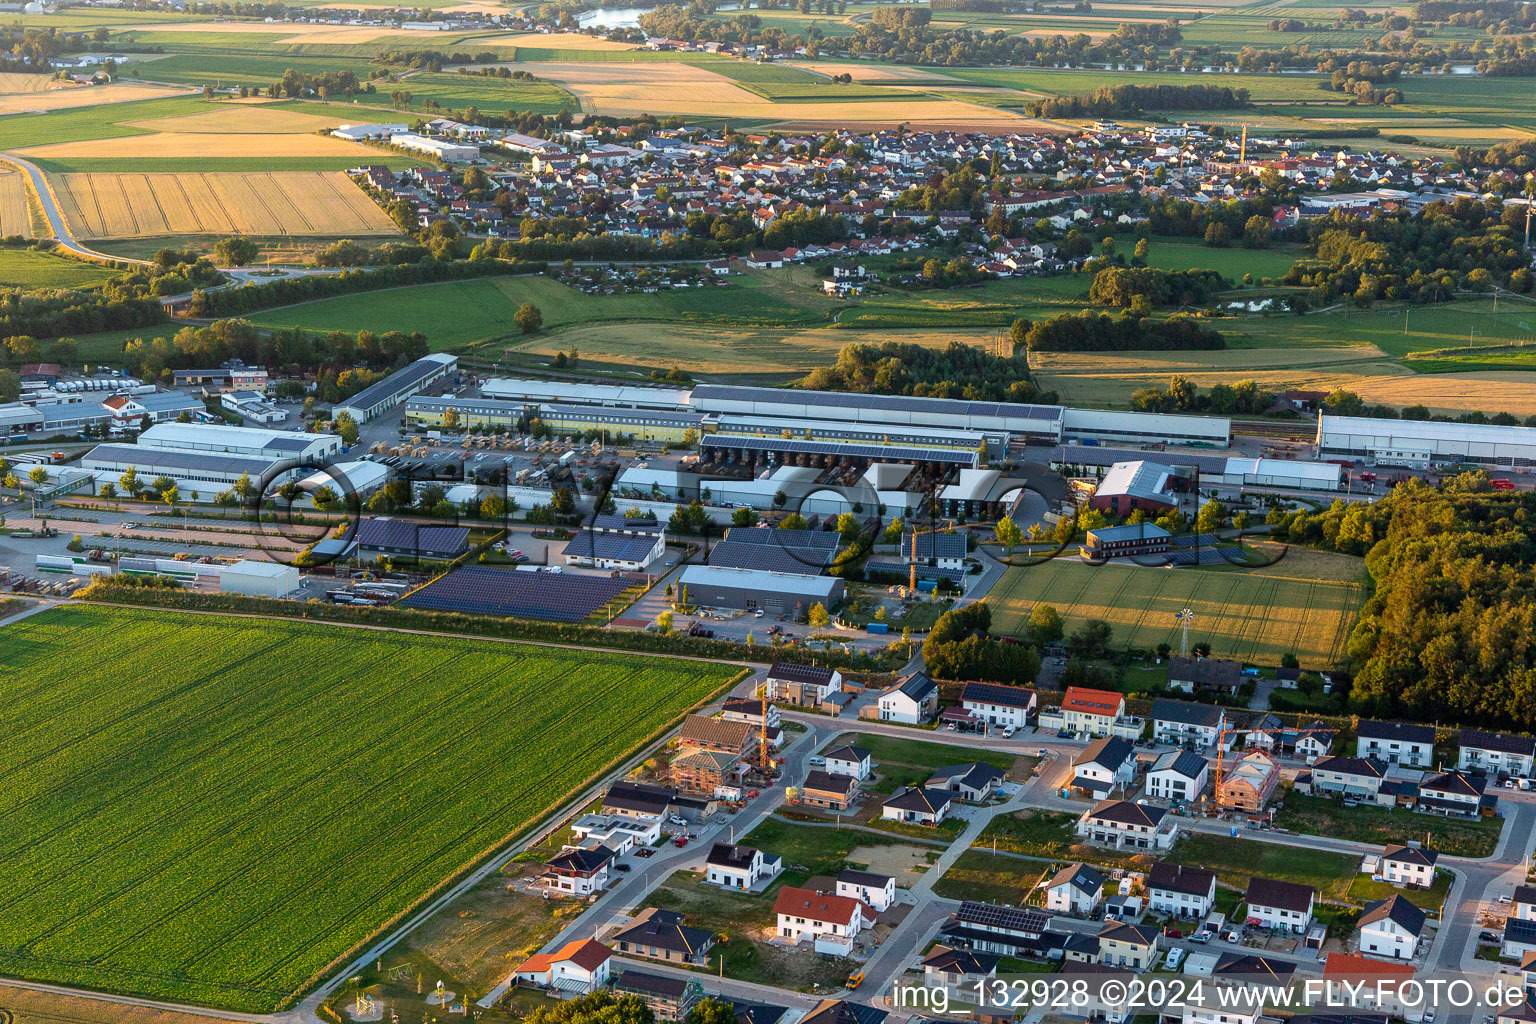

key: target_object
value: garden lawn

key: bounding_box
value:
[0,605,737,1012]
[751,815,918,876]
[1167,833,1359,899]
[973,810,1079,858]
[932,849,1044,904]
[830,732,1017,774]
[1347,871,1453,914]
[1273,793,1503,858]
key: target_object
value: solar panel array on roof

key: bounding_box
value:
[563,532,660,563]
[341,355,452,413]
[82,444,280,476]
[401,565,633,622]
[725,527,839,549]
[356,518,470,557]
[701,434,974,465]
[708,540,831,576]
[587,513,663,534]
[261,436,312,453]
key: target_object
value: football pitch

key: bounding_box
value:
[987,558,1365,666]
[0,605,738,1011]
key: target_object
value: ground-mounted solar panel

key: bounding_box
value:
[725,527,839,550]
[1170,533,1223,548]
[401,565,633,622]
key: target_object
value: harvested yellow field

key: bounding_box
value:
[122,104,344,134]
[16,131,381,161]
[1347,371,1536,417]
[0,73,64,95]
[0,81,191,115]
[498,32,638,50]
[1029,345,1391,373]
[51,171,399,239]
[536,61,1036,127]
[789,62,952,83]
[0,170,31,236]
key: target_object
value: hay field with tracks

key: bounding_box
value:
[50,171,398,238]
[0,81,190,115]
[535,61,1040,127]
[0,169,33,236]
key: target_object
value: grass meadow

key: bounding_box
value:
[0,248,121,289]
[986,556,1366,666]
[0,605,738,1012]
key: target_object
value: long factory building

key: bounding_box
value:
[1316,414,1536,470]
[406,379,1234,451]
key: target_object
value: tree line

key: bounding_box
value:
[801,339,1056,404]
[1023,83,1249,119]
[1023,311,1226,352]
[192,257,532,318]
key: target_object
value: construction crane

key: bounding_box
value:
[1211,725,1237,804]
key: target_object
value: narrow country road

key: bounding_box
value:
[0,153,150,266]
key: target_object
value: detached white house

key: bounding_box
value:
[704,843,782,891]
[960,681,1036,731]
[926,762,1006,803]
[877,672,938,724]
[1356,720,1435,768]
[513,939,614,996]
[1381,845,1438,888]
[1043,862,1105,916]
[837,868,896,913]
[1072,736,1137,798]
[1078,799,1179,851]
[774,886,876,954]
[1357,895,1426,961]
[1458,728,1536,778]
[882,786,951,825]
[1146,750,1209,803]
[1147,862,1217,919]
[1151,698,1229,749]
[1245,878,1315,934]
[824,744,872,780]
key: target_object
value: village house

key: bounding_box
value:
[607,908,717,964]
[1357,720,1435,768]
[1043,862,1105,916]
[926,762,1005,803]
[774,887,877,954]
[704,843,782,891]
[1147,862,1217,919]
[837,868,896,913]
[1151,699,1230,749]
[1072,737,1137,798]
[765,662,842,708]
[1146,750,1209,804]
[882,786,951,826]
[1218,751,1280,813]
[959,681,1036,731]
[1381,845,1438,888]
[1078,799,1179,851]
[512,939,613,997]
[800,769,858,810]
[824,744,873,780]
[1245,878,1315,934]
[877,673,938,725]
[1357,894,1426,961]
[1458,728,1536,778]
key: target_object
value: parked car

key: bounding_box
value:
[808,756,827,767]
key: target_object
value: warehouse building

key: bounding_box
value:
[711,414,998,454]
[138,422,342,464]
[480,378,692,410]
[1090,460,1182,516]
[537,404,702,444]
[690,384,1066,442]
[1316,414,1536,470]
[81,444,287,496]
[102,390,204,427]
[334,353,457,423]
[406,395,528,431]
[678,564,844,615]
[390,133,479,162]
[356,517,470,561]
[1062,408,1230,448]
[700,433,979,473]
[220,561,300,597]
[1053,446,1342,492]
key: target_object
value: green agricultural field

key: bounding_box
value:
[987,557,1366,666]
[382,72,580,114]
[0,248,122,289]
[1145,239,1305,281]
[251,269,843,350]
[1230,296,1536,358]
[130,52,378,89]
[0,605,738,1012]
[0,96,220,150]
